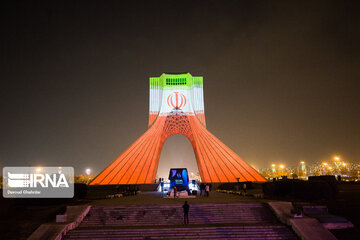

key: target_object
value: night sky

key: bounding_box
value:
[1,1,359,178]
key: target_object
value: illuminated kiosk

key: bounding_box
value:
[90,73,265,185]
[168,168,189,191]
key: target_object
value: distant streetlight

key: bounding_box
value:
[322,162,328,175]
[85,168,91,176]
[271,164,276,175]
[300,161,306,174]
[334,156,340,161]
[279,164,285,169]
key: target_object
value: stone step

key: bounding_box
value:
[96,203,264,207]
[83,218,270,221]
[64,226,297,240]
[77,226,288,230]
[82,219,272,222]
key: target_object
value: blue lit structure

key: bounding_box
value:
[168,168,189,191]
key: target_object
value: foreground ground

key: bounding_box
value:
[0,190,269,239]
[1,183,360,239]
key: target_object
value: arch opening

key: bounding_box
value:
[156,134,200,181]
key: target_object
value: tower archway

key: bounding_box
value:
[90,73,265,185]
[156,134,199,181]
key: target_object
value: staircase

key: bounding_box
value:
[64,203,297,240]
[81,203,277,226]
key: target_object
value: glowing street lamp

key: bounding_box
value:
[85,168,91,176]
[271,164,276,177]
[322,162,328,175]
[278,164,285,178]
[299,161,306,175]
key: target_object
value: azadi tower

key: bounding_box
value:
[90,73,265,185]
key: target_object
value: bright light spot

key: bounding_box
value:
[188,182,199,191]
[334,156,340,161]
[36,167,42,173]
[157,183,170,192]
[279,165,285,169]
[343,163,346,166]
[300,161,305,165]
[271,164,276,167]
[322,162,328,166]
[85,168,91,175]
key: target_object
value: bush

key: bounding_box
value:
[263,180,338,201]
[218,181,254,190]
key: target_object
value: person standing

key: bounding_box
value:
[174,186,177,198]
[200,183,205,196]
[183,201,190,225]
[205,184,210,197]
[160,182,164,192]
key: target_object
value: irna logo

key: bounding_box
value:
[3,167,74,198]
[7,172,69,188]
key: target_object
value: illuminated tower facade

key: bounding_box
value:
[91,73,265,185]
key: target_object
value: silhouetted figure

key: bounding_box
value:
[337,175,342,182]
[205,184,210,197]
[242,183,247,196]
[160,182,164,192]
[174,186,177,198]
[183,201,190,225]
[200,183,205,196]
